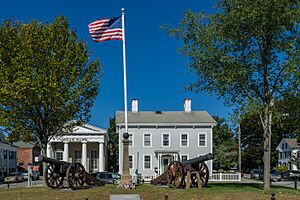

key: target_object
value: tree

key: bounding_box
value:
[107,116,119,172]
[212,116,238,171]
[289,151,300,170]
[240,93,300,172]
[168,0,299,190]
[0,16,102,153]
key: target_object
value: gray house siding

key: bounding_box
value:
[118,125,213,179]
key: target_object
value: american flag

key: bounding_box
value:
[88,17,123,42]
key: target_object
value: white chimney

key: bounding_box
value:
[132,99,138,112]
[184,98,192,112]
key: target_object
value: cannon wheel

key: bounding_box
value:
[66,163,85,190]
[191,162,209,187]
[167,161,184,189]
[45,163,64,189]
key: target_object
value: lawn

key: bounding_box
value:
[0,183,299,200]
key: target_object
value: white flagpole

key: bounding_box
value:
[121,8,128,134]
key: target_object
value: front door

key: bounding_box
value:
[162,156,172,173]
[90,149,98,172]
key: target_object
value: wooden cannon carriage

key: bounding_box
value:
[38,155,103,190]
[151,153,213,189]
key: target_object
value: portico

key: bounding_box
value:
[47,124,107,173]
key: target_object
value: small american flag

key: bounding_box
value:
[88,17,123,42]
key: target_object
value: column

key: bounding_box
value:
[63,141,69,162]
[81,141,87,169]
[98,142,104,172]
[46,142,52,158]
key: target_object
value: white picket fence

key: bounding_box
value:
[210,173,241,182]
[140,172,241,183]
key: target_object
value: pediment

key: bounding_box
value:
[65,124,106,135]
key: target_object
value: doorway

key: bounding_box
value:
[161,156,172,173]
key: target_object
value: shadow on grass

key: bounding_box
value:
[205,182,266,191]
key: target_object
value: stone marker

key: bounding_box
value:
[110,194,140,200]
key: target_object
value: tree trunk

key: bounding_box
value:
[262,106,272,190]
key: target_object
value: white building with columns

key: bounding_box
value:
[47,124,107,173]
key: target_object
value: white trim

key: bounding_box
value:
[116,122,216,127]
[161,133,171,147]
[143,154,152,170]
[90,149,98,172]
[73,149,82,163]
[180,154,189,161]
[198,133,207,147]
[55,149,63,161]
[129,132,134,147]
[143,133,152,147]
[129,154,134,169]
[180,133,189,147]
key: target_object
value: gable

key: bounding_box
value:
[63,124,106,135]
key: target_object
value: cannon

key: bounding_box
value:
[167,153,213,189]
[38,155,103,190]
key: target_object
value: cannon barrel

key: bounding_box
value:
[38,155,71,167]
[182,153,213,165]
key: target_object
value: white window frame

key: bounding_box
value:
[129,133,134,147]
[74,149,82,163]
[180,133,189,147]
[55,150,63,161]
[181,154,189,162]
[143,133,152,147]
[129,154,134,169]
[161,133,170,147]
[198,133,207,147]
[143,154,152,170]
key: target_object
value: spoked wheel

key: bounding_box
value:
[167,161,184,189]
[66,163,85,190]
[192,162,209,187]
[45,163,64,189]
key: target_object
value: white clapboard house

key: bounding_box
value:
[116,99,216,181]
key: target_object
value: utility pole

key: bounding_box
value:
[238,123,241,173]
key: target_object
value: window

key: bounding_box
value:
[56,150,63,161]
[198,134,206,147]
[144,133,151,147]
[144,155,151,169]
[129,133,134,147]
[90,150,98,171]
[181,155,188,161]
[129,155,133,169]
[74,150,82,163]
[162,134,170,147]
[180,134,188,147]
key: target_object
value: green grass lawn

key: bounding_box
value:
[0,183,299,200]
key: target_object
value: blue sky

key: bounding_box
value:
[1,0,232,129]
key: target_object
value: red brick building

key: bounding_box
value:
[13,141,41,171]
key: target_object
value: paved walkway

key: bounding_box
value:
[110,194,140,200]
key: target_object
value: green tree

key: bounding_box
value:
[240,93,300,172]
[168,0,299,190]
[0,16,102,152]
[107,116,119,172]
[213,116,238,171]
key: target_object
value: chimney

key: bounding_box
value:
[132,99,138,112]
[184,98,192,112]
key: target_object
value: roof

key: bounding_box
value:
[0,131,7,144]
[13,141,36,148]
[116,111,217,125]
[62,124,107,135]
[283,138,299,149]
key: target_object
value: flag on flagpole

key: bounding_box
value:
[88,17,122,42]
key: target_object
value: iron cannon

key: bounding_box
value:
[38,155,103,190]
[167,153,213,188]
